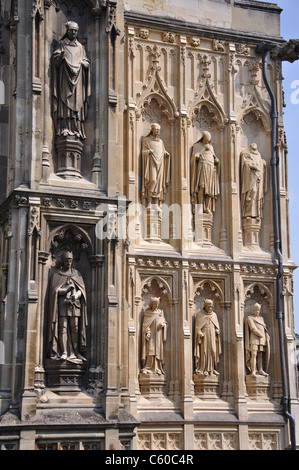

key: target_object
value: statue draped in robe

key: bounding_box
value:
[240,143,267,220]
[191,131,220,215]
[141,297,167,375]
[52,21,91,140]
[194,299,221,376]
[141,123,171,207]
[48,251,88,363]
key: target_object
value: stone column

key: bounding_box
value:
[233,267,248,421]
[181,264,194,419]
[103,232,120,419]
[91,6,104,187]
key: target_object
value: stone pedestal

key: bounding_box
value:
[139,373,166,399]
[245,374,270,400]
[194,210,214,246]
[242,218,261,248]
[45,359,87,395]
[56,136,84,179]
[193,373,220,399]
[143,205,162,242]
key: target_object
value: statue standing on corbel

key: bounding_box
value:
[51,21,91,179]
[141,297,167,376]
[141,123,171,241]
[194,299,221,377]
[245,303,270,377]
[191,131,220,246]
[47,251,88,364]
[240,143,267,248]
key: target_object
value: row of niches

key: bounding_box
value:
[137,429,281,451]
[36,13,282,253]
[41,239,280,404]
[136,279,277,403]
[133,119,272,253]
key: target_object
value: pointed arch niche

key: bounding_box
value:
[188,92,226,248]
[243,281,280,399]
[133,46,179,245]
[192,278,228,400]
[138,275,180,400]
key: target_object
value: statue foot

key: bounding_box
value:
[60,353,67,361]
[258,370,268,377]
[213,370,219,376]
[77,353,87,362]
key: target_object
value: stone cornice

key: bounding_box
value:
[124,11,285,46]
[233,1,282,14]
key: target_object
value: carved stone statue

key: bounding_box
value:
[51,21,91,178]
[194,299,221,376]
[240,143,267,220]
[191,131,220,215]
[141,297,167,375]
[245,303,270,377]
[47,251,88,364]
[52,21,90,139]
[141,123,171,207]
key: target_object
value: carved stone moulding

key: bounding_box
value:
[194,211,214,247]
[193,372,220,400]
[242,217,261,248]
[56,136,84,180]
[245,374,270,400]
[139,373,166,399]
[44,359,87,395]
[143,205,162,242]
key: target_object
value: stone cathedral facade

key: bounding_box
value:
[0,0,298,451]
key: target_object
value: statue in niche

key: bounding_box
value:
[47,251,88,364]
[141,297,167,375]
[52,21,90,140]
[141,123,171,207]
[190,131,220,215]
[194,299,221,376]
[245,303,270,377]
[240,143,267,220]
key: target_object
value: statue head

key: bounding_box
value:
[250,143,258,153]
[148,296,160,309]
[204,298,213,313]
[201,131,211,144]
[65,21,79,41]
[150,123,161,138]
[252,302,261,316]
[61,250,74,270]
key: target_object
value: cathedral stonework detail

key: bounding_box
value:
[0,0,298,452]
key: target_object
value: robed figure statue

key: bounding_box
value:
[240,143,267,220]
[141,123,171,207]
[141,297,167,375]
[191,131,220,215]
[47,251,88,364]
[194,299,221,376]
[52,21,91,140]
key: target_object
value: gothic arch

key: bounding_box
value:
[48,224,93,263]
[189,80,226,129]
[193,279,224,302]
[141,276,171,298]
[135,46,179,123]
[244,282,273,303]
[240,87,271,134]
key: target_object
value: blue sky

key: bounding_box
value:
[275,0,299,331]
